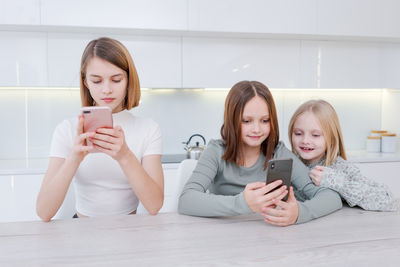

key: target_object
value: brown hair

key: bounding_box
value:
[288,99,347,166]
[80,37,140,110]
[220,81,279,168]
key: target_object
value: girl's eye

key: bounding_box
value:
[242,120,250,124]
[112,80,121,83]
[313,134,320,137]
[262,119,270,123]
[294,132,302,136]
[92,80,101,84]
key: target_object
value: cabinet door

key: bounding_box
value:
[317,0,400,38]
[137,165,179,214]
[0,0,40,25]
[40,0,187,30]
[0,174,76,222]
[0,32,47,86]
[47,33,182,88]
[300,40,381,88]
[182,37,300,88]
[355,162,400,197]
[188,0,316,34]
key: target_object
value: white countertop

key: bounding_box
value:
[0,207,399,266]
[1,150,400,175]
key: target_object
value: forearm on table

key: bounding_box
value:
[118,151,164,214]
[296,187,342,224]
[36,157,79,221]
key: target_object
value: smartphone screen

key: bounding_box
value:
[266,158,293,201]
[82,106,113,152]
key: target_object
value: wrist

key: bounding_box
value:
[117,149,136,166]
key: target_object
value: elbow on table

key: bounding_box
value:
[36,207,53,222]
[177,192,191,215]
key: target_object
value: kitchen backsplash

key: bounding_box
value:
[1,87,398,159]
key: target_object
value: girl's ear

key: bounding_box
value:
[84,79,88,88]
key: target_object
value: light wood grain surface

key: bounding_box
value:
[1,207,399,266]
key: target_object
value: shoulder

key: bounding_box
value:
[330,156,359,171]
[273,141,293,158]
[53,117,77,136]
[122,112,161,134]
[206,139,225,153]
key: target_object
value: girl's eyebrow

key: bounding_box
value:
[89,73,124,78]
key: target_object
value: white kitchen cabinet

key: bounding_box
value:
[0,174,75,223]
[47,33,182,88]
[380,43,400,89]
[300,40,381,88]
[354,161,400,197]
[0,0,40,25]
[137,164,180,214]
[317,0,400,38]
[40,0,187,31]
[188,0,317,35]
[182,37,301,88]
[0,31,47,86]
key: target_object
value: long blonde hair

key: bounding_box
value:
[288,99,346,166]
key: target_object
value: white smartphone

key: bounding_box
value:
[81,106,113,152]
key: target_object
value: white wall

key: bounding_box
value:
[0,87,388,159]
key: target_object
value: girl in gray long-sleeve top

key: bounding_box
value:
[178,81,342,226]
[288,99,397,211]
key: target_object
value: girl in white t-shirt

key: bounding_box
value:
[36,37,164,221]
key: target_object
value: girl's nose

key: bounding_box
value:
[253,122,260,132]
[101,81,112,94]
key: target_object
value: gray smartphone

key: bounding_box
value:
[266,158,293,201]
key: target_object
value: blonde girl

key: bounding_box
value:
[289,99,397,211]
[178,81,342,226]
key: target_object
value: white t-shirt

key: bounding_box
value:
[50,110,162,217]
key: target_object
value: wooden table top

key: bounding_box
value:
[1,207,399,266]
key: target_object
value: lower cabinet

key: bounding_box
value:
[137,164,180,214]
[0,174,76,223]
[354,161,400,198]
[4,161,396,222]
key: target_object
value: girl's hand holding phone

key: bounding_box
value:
[309,166,324,186]
[243,180,288,213]
[69,115,96,164]
[90,125,132,163]
[261,186,299,226]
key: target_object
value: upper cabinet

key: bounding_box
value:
[0,0,40,25]
[40,0,188,31]
[187,0,317,35]
[0,31,47,86]
[182,37,301,88]
[300,41,382,88]
[316,0,400,38]
[46,33,182,88]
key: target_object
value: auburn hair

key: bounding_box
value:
[80,37,140,110]
[220,81,279,168]
[288,99,347,166]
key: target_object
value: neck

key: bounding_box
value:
[241,145,261,167]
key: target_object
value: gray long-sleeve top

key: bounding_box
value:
[178,140,342,224]
[308,157,398,211]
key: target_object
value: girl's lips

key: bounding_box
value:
[300,146,314,152]
[102,98,115,103]
[248,136,261,140]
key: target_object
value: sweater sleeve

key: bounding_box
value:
[320,158,397,211]
[178,140,252,217]
[274,142,343,224]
